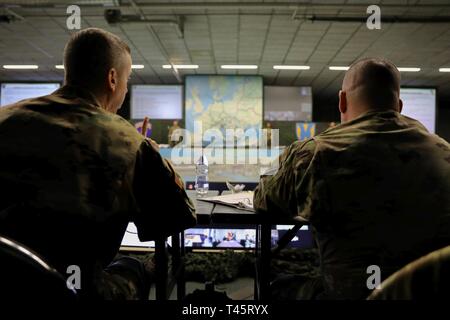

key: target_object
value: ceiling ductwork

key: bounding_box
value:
[303,15,450,24]
[0,7,24,23]
[0,15,15,22]
[0,0,120,6]
[1,1,450,10]
[1,2,449,24]
[104,8,184,38]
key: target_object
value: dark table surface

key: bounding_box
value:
[187,190,261,225]
[186,190,218,224]
[187,189,307,225]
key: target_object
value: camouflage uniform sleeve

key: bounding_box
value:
[132,139,196,241]
[253,139,317,219]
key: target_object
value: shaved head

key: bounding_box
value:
[339,58,402,122]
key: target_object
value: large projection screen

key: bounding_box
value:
[0,83,60,107]
[131,85,183,120]
[185,75,263,137]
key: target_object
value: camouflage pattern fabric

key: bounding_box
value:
[0,85,196,299]
[254,110,450,299]
[368,245,450,300]
[95,255,152,300]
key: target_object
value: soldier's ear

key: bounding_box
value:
[107,68,118,92]
[339,90,347,114]
[398,98,403,113]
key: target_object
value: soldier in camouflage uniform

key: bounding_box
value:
[254,58,450,299]
[168,120,182,147]
[0,28,196,299]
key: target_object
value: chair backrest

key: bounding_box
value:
[368,245,450,300]
[0,235,77,299]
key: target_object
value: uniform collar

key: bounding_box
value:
[54,85,104,109]
[345,109,400,126]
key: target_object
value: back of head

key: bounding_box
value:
[64,27,130,93]
[343,58,401,113]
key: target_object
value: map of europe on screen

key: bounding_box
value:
[185,75,263,136]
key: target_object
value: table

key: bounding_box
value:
[154,190,219,300]
[154,189,307,301]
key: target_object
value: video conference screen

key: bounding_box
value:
[184,226,313,250]
[400,88,436,133]
[130,85,183,120]
[185,228,256,249]
[264,86,313,121]
[120,223,313,250]
[0,83,60,107]
[185,75,263,145]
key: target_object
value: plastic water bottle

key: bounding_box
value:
[195,155,209,195]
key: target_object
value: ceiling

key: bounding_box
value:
[0,0,449,103]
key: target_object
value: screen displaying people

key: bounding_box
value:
[184,228,256,249]
[168,120,182,147]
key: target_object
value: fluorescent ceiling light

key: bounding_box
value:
[397,67,421,72]
[221,65,258,70]
[56,64,144,70]
[329,66,349,71]
[439,68,450,72]
[3,65,39,70]
[273,65,310,70]
[162,64,199,69]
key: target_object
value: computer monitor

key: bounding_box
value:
[183,225,314,250]
[400,88,436,133]
[121,224,257,251]
[271,225,314,249]
[120,222,173,250]
[264,86,313,121]
[130,85,183,120]
[0,83,60,107]
[120,224,314,251]
[184,227,256,249]
[120,222,155,249]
